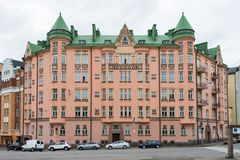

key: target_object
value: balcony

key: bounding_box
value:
[197,65,206,73]
[211,73,219,80]
[197,82,208,90]
[212,102,220,109]
[198,99,208,106]
[108,63,142,70]
[212,87,220,94]
[0,129,21,136]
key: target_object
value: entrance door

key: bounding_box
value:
[112,133,120,142]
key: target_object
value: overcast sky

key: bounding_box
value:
[0,0,239,67]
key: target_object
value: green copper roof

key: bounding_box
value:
[173,13,194,40]
[174,13,193,32]
[51,13,69,32]
[28,42,43,53]
[208,46,219,59]
[195,42,220,60]
[47,13,71,40]
[195,42,209,54]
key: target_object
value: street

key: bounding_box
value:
[1,144,240,160]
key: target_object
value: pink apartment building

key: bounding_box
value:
[23,13,228,145]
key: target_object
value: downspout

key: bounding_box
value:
[196,50,199,144]
[36,55,39,139]
[158,46,162,142]
[22,57,25,143]
[90,47,93,141]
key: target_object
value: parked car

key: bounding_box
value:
[106,141,130,149]
[48,142,71,151]
[22,140,44,152]
[223,137,237,144]
[77,141,101,150]
[139,140,161,149]
[7,142,23,151]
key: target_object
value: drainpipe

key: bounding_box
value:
[158,46,162,142]
[22,57,25,143]
[196,51,199,144]
[90,47,93,141]
[35,55,39,140]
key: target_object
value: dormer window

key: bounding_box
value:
[162,40,170,44]
[138,40,145,45]
[79,40,86,45]
[105,40,112,44]
[122,36,129,45]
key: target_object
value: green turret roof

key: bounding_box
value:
[174,13,193,32]
[173,13,195,40]
[47,13,71,40]
[51,13,70,32]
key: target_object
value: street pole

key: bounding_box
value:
[226,126,233,159]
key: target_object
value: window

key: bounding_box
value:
[161,54,166,64]
[181,126,187,136]
[52,89,58,100]
[178,54,183,64]
[180,107,184,117]
[39,108,43,118]
[138,71,143,82]
[108,88,113,100]
[61,106,65,117]
[39,75,43,85]
[61,89,66,100]
[102,71,106,82]
[120,54,131,64]
[188,54,193,64]
[138,125,144,135]
[39,125,43,136]
[145,124,150,135]
[75,107,81,117]
[122,36,128,45]
[137,53,143,64]
[61,55,66,64]
[170,125,175,135]
[206,109,209,119]
[162,125,167,135]
[50,124,54,136]
[102,54,106,64]
[161,71,167,82]
[52,71,58,82]
[60,125,65,135]
[108,53,113,64]
[52,55,58,64]
[120,71,131,81]
[162,107,167,117]
[169,54,174,64]
[179,71,183,82]
[145,71,149,82]
[82,54,88,64]
[39,91,43,103]
[109,106,113,117]
[75,54,80,64]
[102,125,107,135]
[62,71,66,82]
[138,106,143,117]
[75,125,81,135]
[81,71,88,82]
[82,89,88,100]
[145,89,150,100]
[82,125,88,135]
[189,107,193,117]
[52,106,57,117]
[52,42,58,54]
[169,107,175,117]
[169,89,175,100]
[179,89,184,100]
[192,125,195,136]
[82,107,88,117]
[161,89,167,100]
[101,106,106,117]
[108,71,113,82]
[138,88,143,100]
[124,125,131,135]
[121,106,131,117]
[188,89,193,100]
[75,89,80,100]
[188,71,193,82]
[75,71,80,82]
[102,89,106,100]
[169,71,174,82]
[146,106,150,117]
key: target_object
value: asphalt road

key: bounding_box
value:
[0,146,231,160]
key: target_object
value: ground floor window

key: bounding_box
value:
[170,125,175,136]
[82,125,88,135]
[124,125,131,135]
[145,124,150,135]
[102,125,107,135]
[75,125,81,135]
[138,125,144,135]
[60,125,65,135]
[162,125,167,135]
[181,126,187,136]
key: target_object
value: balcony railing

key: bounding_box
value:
[212,102,220,109]
[211,73,219,79]
[197,82,208,90]
[197,65,207,73]
[212,87,220,94]
[197,99,208,106]
[108,63,142,70]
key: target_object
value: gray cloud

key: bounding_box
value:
[0,0,239,67]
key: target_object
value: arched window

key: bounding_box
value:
[122,36,128,45]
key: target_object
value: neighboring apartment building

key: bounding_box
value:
[0,59,24,144]
[228,66,240,125]
[23,13,228,145]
